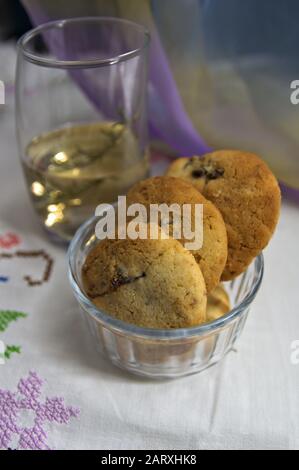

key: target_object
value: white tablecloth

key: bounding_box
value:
[1,43,299,450]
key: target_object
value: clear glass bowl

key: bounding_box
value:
[68,216,264,379]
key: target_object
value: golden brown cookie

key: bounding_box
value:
[166,151,281,279]
[127,176,227,293]
[82,232,207,329]
[206,284,231,322]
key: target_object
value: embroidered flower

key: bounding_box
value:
[0,371,79,450]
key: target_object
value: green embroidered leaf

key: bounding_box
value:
[4,345,21,360]
[0,310,27,332]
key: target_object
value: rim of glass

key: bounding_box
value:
[18,17,150,69]
[68,215,264,340]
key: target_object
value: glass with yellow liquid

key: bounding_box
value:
[16,18,150,241]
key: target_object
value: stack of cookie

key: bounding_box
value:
[82,150,281,329]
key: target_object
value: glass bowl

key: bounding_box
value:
[68,216,264,379]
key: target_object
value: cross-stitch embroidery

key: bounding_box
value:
[0,371,79,450]
[0,250,54,286]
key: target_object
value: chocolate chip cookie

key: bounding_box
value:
[127,176,227,293]
[166,151,281,279]
[82,232,207,329]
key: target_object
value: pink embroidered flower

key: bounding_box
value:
[0,232,21,249]
[0,371,79,450]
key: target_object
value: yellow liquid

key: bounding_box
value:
[23,122,149,240]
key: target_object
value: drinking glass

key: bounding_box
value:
[16,17,150,241]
